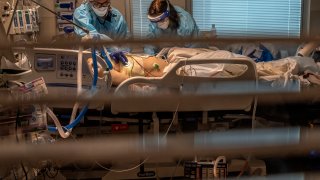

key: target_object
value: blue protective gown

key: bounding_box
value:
[144,6,200,55]
[73,3,129,41]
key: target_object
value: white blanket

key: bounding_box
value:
[165,48,249,78]
[164,47,320,88]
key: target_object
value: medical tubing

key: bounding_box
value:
[64,106,89,130]
[91,48,99,89]
[68,46,84,133]
[64,48,98,130]
[68,47,84,128]
[101,48,113,70]
[47,105,89,133]
[213,156,226,178]
[69,103,79,125]
[70,46,84,125]
[47,107,70,138]
[47,48,98,134]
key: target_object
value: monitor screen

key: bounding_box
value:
[35,54,56,71]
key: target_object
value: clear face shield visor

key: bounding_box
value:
[148,10,170,23]
[147,0,170,23]
[89,0,111,8]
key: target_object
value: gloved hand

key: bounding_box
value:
[109,51,128,66]
[63,26,74,34]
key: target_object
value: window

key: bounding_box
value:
[193,0,302,38]
[131,0,152,39]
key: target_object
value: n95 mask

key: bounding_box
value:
[157,18,169,30]
[92,6,108,17]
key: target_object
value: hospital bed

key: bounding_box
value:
[13,47,299,116]
[111,58,258,114]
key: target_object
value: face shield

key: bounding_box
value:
[90,0,111,8]
[147,0,170,29]
[89,0,111,17]
[148,10,169,23]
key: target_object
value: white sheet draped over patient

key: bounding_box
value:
[164,48,249,78]
[162,47,320,88]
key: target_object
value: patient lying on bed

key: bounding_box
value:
[86,48,251,86]
[86,47,320,89]
[87,55,169,86]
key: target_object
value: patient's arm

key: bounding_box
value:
[110,69,129,86]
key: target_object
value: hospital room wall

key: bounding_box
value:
[37,0,186,43]
[310,0,320,37]
[38,0,56,43]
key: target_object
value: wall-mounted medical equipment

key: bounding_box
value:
[55,0,75,12]
[57,11,73,24]
[55,0,76,34]
[58,23,74,34]
[9,7,40,35]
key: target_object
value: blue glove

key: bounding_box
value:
[109,51,128,66]
[63,26,74,34]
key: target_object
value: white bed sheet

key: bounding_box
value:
[163,47,320,88]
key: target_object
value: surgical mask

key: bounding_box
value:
[92,6,108,17]
[157,18,169,30]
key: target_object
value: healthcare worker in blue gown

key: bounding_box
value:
[144,0,200,55]
[73,0,129,64]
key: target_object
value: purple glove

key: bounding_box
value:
[109,51,128,65]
